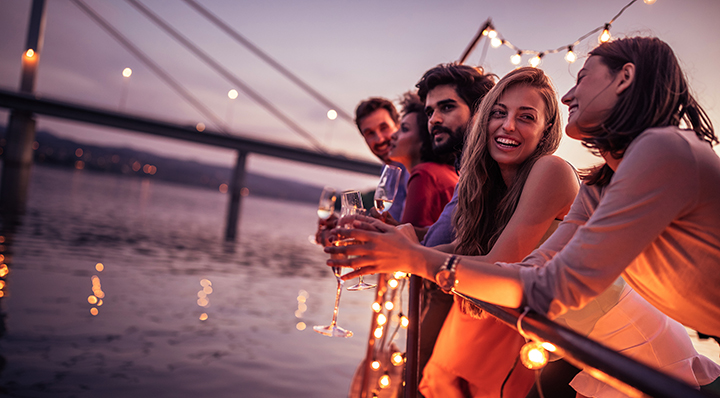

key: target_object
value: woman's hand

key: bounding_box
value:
[325,215,424,281]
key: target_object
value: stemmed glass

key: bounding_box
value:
[313,190,362,337]
[374,165,402,214]
[317,187,336,221]
[343,191,376,291]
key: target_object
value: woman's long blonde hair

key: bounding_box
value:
[454,67,562,256]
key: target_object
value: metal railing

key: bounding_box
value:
[403,290,716,398]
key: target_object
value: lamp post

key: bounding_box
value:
[119,67,132,110]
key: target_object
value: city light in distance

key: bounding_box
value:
[326,109,337,120]
[122,67,132,78]
[228,89,238,100]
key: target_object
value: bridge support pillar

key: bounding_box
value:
[224,150,248,241]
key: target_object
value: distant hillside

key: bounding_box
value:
[0,125,327,204]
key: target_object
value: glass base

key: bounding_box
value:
[347,282,377,291]
[313,324,353,338]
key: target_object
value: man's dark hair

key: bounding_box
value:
[354,97,400,132]
[416,63,496,115]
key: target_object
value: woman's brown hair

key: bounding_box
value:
[579,36,717,186]
[453,67,562,257]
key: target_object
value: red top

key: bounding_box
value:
[400,162,458,228]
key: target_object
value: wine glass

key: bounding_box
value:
[313,190,361,337]
[342,191,377,291]
[317,186,336,221]
[374,165,402,214]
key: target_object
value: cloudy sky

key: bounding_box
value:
[1,0,719,190]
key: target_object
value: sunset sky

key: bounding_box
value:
[1,0,719,190]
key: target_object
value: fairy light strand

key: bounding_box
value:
[475,0,652,67]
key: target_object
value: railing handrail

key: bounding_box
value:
[0,88,382,176]
[436,290,715,398]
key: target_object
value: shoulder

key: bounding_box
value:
[621,127,699,175]
[528,155,578,183]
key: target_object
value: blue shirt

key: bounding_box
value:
[421,186,458,247]
[388,162,410,221]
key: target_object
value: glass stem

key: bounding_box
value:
[330,275,344,327]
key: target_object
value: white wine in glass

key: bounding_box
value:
[374,165,402,214]
[341,190,376,291]
[317,187,336,220]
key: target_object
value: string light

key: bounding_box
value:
[388,278,399,289]
[371,360,381,370]
[520,341,549,369]
[529,53,543,68]
[374,326,383,339]
[376,313,387,326]
[379,372,391,389]
[384,301,394,311]
[599,23,612,43]
[24,49,35,58]
[471,0,649,67]
[565,46,577,63]
[391,352,404,366]
[372,302,382,312]
[400,314,409,329]
[393,271,407,279]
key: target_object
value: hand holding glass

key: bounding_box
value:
[342,191,376,291]
[374,165,402,214]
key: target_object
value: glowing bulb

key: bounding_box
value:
[482,29,489,36]
[400,315,409,328]
[327,109,337,120]
[196,122,205,132]
[379,373,391,389]
[90,308,99,316]
[520,341,549,369]
[384,301,394,311]
[393,271,407,279]
[374,326,383,339]
[391,352,404,366]
[529,55,542,68]
[88,295,98,304]
[487,30,497,39]
[565,49,576,63]
[25,49,35,58]
[122,67,132,78]
[372,302,382,312]
[377,313,387,326]
[228,89,238,100]
[388,279,398,289]
[95,263,104,272]
[371,360,381,370]
[296,321,306,330]
[199,313,209,321]
[511,52,522,65]
[490,37,503,48]
[643,0,656,3]
[599,24,611,43]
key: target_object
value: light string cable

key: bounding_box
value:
[125,0,327,153]
[475,0,647,67]
[70,0,229,134]
[182,0,355,125]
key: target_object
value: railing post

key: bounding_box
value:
[0,0,47,215]
[404,275,421,398]
[224,150,247,241]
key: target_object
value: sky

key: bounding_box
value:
[1,0,719,191]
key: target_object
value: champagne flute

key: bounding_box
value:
[374,165,402,214]
[343,191,377,291]
[313,190,361,337]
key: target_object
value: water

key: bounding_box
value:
[0,165,383,397]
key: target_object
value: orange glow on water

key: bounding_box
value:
[0,280,5,289]
[88,295,98,304]
[75,160,85,170]
[0,264,8,277]
[296,322,306,331]
[197,297,209,307]
[240,187,249,197]
[199,313,208,321]
[90,308,99,316]
[218,184,228,193]
[0,291,4,298]
[200,279,212,287]
[203,286,213,294]
[95,263,104,272]
[97,299,103,306]
[75,148,83,157]
[132,161,141,172]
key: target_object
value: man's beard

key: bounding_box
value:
[431,124,466,156]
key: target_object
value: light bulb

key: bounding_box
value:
[122,67,132,78]
[379,373,391,389]
[371,360,381,370]
[487,30,497,39]
[393,271,408,279]
[565,49,576,63]
[491,37,503,48]
[327,109,337,120]
[372,302,382,312]
[599,24,611,43]
[400,315,409,328]
[374,326,383,339]
[391,352,404,366]
[25,49,35,58]
[388,279,399,289]
[520,341,549,369]
[643,0,656,3]
[529,55,542,68]
[377,313,387,326]
[384,301,394,311]
[228,89,239,100]
[541,342,557,352]
[511,52,522,65]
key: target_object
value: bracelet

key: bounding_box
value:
[435,255,460,293]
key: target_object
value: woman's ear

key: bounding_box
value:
[615,62,635,95]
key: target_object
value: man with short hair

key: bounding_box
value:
[414,63,496,377]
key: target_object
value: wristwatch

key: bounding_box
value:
[435,255,460,293]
